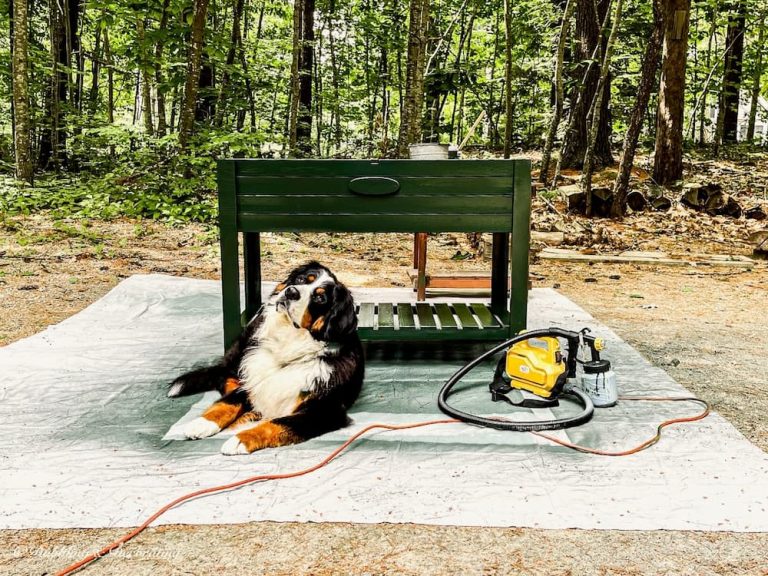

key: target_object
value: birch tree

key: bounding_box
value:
[746,11,766,141]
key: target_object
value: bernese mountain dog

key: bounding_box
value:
[168,261,364,455]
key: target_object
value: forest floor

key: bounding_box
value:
[1,155,768,575]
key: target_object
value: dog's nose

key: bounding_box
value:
[284,286,300,301]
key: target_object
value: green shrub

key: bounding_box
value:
[0,128,267,224]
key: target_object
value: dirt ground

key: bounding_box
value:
[1,212,767,575]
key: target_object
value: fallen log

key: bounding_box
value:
[650,196,672,211]
[626,190,647,212]
[680,182,743,218]
[745,206,767,220]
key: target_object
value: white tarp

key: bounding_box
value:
[0,274,766,530]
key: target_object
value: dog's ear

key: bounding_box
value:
[322,284,357,341]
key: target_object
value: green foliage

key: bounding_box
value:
[0,128,264,223]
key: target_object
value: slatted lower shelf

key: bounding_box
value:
[355,302,511,341]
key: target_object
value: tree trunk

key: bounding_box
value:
[559,0,613,169]
[455,15,473,144]
[540,0,575,183]
[502,0,514,159]
[288,0,303,154]
[363,1,374,153]
[104,26,114,125]
[154,0,171,137]
[9,0,14,143]
[67,0,82,171]
[380,45,390,154]
[315,24,324,153]
[178,0,211,149]
[67,0,83,112]
[611,0,663,217]
[486,11,501,148]
[396,0,430,157]
[137,16,154,135]
[448,8,474,142]
[196,59,215,123]
[582,0,625,216]
[746,13,766,141]
[11,0,33,182]
[327,7,342,151]
[39,0,69,169]
[169,83,179,132]
[716,0,747,145]
[296,0,315,155]
[239,22,258,131]
[722,0,747,144]
[652,0,691,186]
[699,5,717,144]
[214,0,245,128]
[132,71,140,125]
[88,21,101,116]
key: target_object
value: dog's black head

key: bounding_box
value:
[271,261,358,341]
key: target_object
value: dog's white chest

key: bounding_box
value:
[238,316,332,420]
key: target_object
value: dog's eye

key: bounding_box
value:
[313,292,327,304]
[295,275,306,284]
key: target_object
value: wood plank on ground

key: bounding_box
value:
[538,248,759,268]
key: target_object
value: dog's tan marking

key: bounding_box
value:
[202,401,244,429]
[301,309,314,330]
[232,411,261,427]
[307,274,316,282]
[274,283,286,294]
[310,316,325,333]
[235,422,298,452]
[315,287,325,294]
[223,377,240,395]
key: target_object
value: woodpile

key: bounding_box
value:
[558,179,765,221]
[680,182,742,218]
[561,184,670,216]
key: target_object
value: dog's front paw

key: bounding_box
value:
[221,435,250,456]
[183,417,221,440]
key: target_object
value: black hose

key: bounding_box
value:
[437,329,595,431]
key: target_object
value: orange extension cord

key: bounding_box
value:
[55,396,709,576]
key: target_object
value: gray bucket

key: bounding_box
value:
[408,143,450,160]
